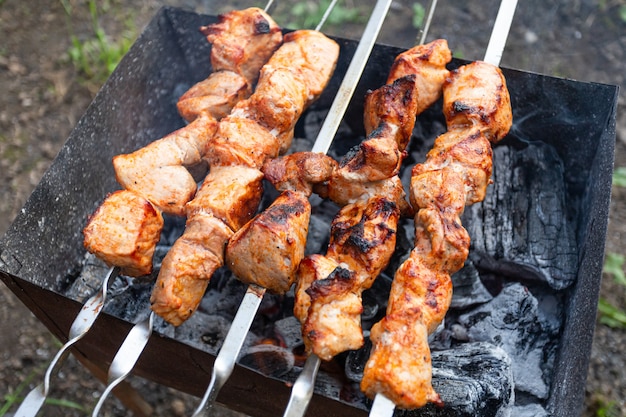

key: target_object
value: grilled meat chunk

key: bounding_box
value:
[150,212,234,326]
[113,116,217,216]
[203,116,281,169]
[201,7,283,85]
[83,190,163,277]
[262,152,337,196]
[296,196,400,360]
[177,71,251,122]
[386,39,452,115]
[226,190,310,294]
[443,60,512,142]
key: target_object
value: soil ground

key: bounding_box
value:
[1,0,625,416]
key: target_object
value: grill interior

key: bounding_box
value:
[0,6,618,417]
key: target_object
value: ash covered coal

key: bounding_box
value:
[463,143,579,290]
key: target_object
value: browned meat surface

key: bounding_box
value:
[83,190,163,277]
[201,7,283,85]
[234,30,340,152]
[151,30,339,326]
[326,40,452,209]
[113,116,217,216]
[295,196,400,360]
[262,152,337,196]
[361,62,512,410]
[150,212,234,326]
[177,70,250,122]
[289,42,454,366]
[203,116,281,169]
[363,75,419,151]
[386,39,452,115]
[185,165,265,231]
[226,190,310,294]
[443,60,512,142]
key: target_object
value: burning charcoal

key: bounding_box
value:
[456,283,560,399]
[274,316,303,350]
[65,256,111,301]
[450,260,493,309]
[174,311,234,354]
[463,144,578,290]
[239,343,295,378]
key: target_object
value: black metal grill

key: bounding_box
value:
[0,6,618,417]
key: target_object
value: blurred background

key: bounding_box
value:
[0,0,624,416]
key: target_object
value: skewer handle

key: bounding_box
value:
[91,311,155,417]
[14,266,120,417]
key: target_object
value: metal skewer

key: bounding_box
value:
[14,266,120,417]
[369,1,518,416]
[190,1,393,416]
[91,311,155,416]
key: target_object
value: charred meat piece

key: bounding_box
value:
[295,196,400,360]
[443,60,512,142]
[326,39,452,208]
[385,39,452,115]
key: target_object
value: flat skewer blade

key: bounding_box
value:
[282,355,321,417]
[310,0,393,154]
[369,394,396,417]
[191,284,266,417]
[483,0,518,66]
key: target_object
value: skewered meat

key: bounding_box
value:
[83,190,163,277]
[262,151,337,196]
[83,8,283,277]
[152,30,340,326]
[361,61,512,409]
[226,190,310,294]
[261,40,452,361]
[294,196,401,360]
[176,71,250,122]
[200,7,283,86]
[113,116,218,216]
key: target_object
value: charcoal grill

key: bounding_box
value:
[0,5,618,417]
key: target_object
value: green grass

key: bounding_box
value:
[62,0,137,87]
[597,166,626,330]
[286,0,366,30]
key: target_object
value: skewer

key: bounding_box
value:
[14,266,120,417]
[282,2,440,416]
[368,1,517,416]
[91,311,155,416]
[190,1,392,416]
[88,2,285,415]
